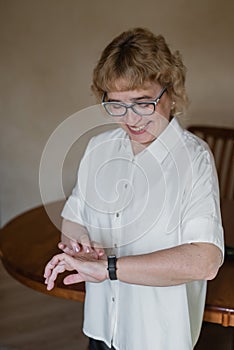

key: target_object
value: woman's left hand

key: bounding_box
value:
[44,252,108,291]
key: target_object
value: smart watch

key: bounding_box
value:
[107,255,117,280]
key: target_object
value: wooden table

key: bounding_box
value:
[203,199,234,327]
[0,201,85,302]
[0,201,233,326]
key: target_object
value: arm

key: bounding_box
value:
[116,242,222,286]
[44,241,222,290]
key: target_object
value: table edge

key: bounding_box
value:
[1,259,85,302]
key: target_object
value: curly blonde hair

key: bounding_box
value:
[92,28,189,115]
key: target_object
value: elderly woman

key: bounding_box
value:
[44,28,224,350]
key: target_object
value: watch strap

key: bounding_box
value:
[107,255,117,280]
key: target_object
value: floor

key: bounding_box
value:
[0,260,233,350]
[0,261,88,350]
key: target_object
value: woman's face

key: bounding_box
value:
[106,81,172,149]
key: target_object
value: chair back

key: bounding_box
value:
[187,126,234,200]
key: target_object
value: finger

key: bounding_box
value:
[92,241,105,257]
[64,246,76,256]
[50,262,66,281]
[44,254,66,278]
[58,242,65,250]
[46,263,66,290]
[64,241,82,255]
[80,234,92,253]
[60,236,79,251]
[71,242,81,254]
[45,253,82,289]
[59,240,82,255]
[63,273,84,285]
[44,260,55,279]
[44,264,51,279]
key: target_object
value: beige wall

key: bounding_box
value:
[1,0,234,226]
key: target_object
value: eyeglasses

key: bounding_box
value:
[102,87,167,117]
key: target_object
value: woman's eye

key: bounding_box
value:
[139,104,150,108]
[137,103,153,109]
[112,104,122,109]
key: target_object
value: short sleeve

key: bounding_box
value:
[61,137,94,226]
[181,145,224,258]
[61,179,85,225]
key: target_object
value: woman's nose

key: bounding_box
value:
[123,108,142,125]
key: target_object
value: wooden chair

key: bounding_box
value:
[187,126,234,200]
[187,126,234,333]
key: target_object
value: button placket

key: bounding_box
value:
[109,278,119,346]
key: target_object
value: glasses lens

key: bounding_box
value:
[104,103,126,116]
[133,103,155,116]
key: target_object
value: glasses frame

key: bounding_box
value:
[102,87,167,117]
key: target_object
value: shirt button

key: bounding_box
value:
[124,184,128,189]
[116,212,120,218]
[114,243,117,248]
[112,297,115,302]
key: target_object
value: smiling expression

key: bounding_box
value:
[106,81,172,152]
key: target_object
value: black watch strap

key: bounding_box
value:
[107,255,117,280]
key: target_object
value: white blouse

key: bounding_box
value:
[62,117,224,350]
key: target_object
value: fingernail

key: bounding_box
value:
[72,244,80,253]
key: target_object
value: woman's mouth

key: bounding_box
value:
[127,122,150,135]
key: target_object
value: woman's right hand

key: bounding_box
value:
[60,219,105,259]
[59,232,105,259]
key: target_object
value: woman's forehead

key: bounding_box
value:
[106,78,159,93]
[107,82,162,101]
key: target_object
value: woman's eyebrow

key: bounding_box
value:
[107,98,121,102]
[131,95,153,101]
[108,95,153,102]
